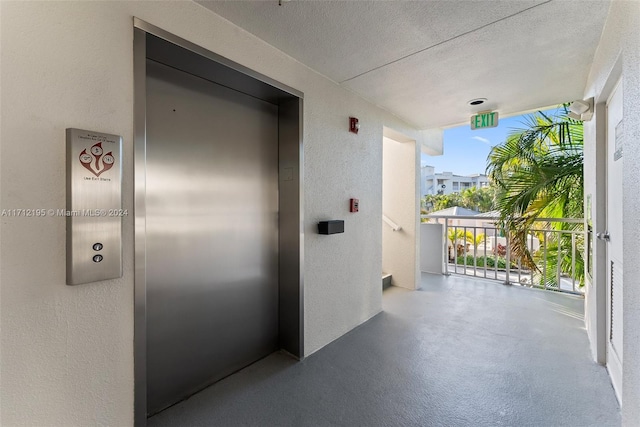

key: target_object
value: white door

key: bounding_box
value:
[605,79,623,401]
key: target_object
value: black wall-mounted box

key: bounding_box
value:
[318,220,344,235]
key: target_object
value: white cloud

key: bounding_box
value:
[471,136,490,144]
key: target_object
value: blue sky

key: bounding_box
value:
[422,107,563,176]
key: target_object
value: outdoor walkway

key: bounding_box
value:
[148,273,620,427]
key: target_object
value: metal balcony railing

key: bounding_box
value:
[422,214,585,295]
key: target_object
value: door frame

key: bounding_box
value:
[592,54,622,386]
[133,19,304,426]
[604,77,623,402]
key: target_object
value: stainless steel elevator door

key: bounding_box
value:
[145,60,279,415]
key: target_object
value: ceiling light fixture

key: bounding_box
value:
[468,98,487,106]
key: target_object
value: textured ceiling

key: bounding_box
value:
[198,0,610,129]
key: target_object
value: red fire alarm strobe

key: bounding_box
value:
[349,117,359,134]
[350,198,359,213]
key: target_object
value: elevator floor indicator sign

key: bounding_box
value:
[79,142,115,177]
[66,128,123,286]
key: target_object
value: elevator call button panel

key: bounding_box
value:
[66,128,122,285]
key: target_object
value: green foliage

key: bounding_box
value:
[531,232,584,288]
[454,255,510,269]
[486,105,584,287]
[472,233,486,249]
[422,186,497,214]
[487,107,583,221]
[447,229,473,246]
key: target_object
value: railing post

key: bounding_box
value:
[556,231,562,290]
[543,231,548,289]
[443,219,450,276]
[453,225,458,275]
[464,226,468,276]
[483,227,488,279]
[473,226,477,277]
[494,229,498,280]
[505,230,511,285]
[517,258,522,285]
[571,233,576,292]
[530,232,535,286]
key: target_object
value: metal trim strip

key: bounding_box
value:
[133,27,147,427]
[133,18,304,100]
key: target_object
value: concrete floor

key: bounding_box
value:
[148,273,620,427]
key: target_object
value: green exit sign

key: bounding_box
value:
[471,111,498,130]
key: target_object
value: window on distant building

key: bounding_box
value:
[452,182,459,190]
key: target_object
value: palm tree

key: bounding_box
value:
[422,187,496,214]
[460,188,479,211]
[472,233,486,251]
[475,186,497,212]
[486,106,584,287]
[447,228,474,261]
[447,229,474,246]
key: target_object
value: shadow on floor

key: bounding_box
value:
[148,273,620,427]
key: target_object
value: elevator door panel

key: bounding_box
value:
[145,60,279,415]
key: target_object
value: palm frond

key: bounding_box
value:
[486,106,584,280]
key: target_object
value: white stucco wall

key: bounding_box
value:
[382,136,420,290]
[0,2,424,425]
[420,128,443,156]
[582,1,640,424]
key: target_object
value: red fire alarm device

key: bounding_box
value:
[350,198,359,212]
[349,117,359,134]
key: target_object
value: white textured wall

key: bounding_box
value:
[382,136,420,290]
[582,1,640,424]
[420,128,443,156]
[420,223,444,274]
[0,2,422,425]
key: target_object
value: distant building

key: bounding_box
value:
[421,165,490,197]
